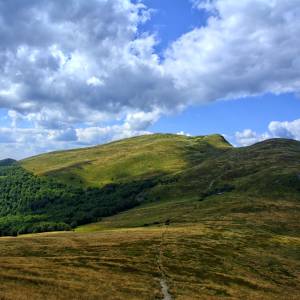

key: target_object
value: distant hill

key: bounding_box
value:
[172,138,300,199]
[0,134,299,236]
[0,158,17,166]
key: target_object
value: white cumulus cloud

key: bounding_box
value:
[165,0,300,104]
[235,119,300,146]
[235,129,270,146]
[269,119,300,140]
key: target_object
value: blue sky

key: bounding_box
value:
[150,94,300,143]
[139,0,210,52]
[0,0,299,159]
[141,1,300,142]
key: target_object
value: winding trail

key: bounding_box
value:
[157,227,172,300]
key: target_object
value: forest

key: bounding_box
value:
[0,161,156,236]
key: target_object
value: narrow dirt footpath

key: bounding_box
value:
[157,227,172,300]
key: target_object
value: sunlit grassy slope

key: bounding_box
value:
[20,134,300,223]
[21,133,231,187]
[20,135,300,222]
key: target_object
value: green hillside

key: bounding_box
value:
[21,133,232,187]
[0,163,158,236]
[0,134,233,235]
[0,134,299,236]
[162,138,300,200]
[75,137,300,230]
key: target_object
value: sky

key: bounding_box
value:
[0,0,299,159]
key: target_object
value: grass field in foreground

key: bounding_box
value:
[1,194,299,300]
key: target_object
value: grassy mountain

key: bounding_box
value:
[0,134,300,299]
[21,134,300,201]
[163,138,300,200]
[21,134,232,187]
[1,134,232,235]
[0,133,299,236]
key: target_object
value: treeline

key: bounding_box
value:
[0,164,157,236]
[0,215,71,236]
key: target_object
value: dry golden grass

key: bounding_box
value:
[0,229,162,300]
[1,219,300,299]
[1,189,300,300]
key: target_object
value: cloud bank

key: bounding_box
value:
[0,0,299,157]
[235,119,300,146]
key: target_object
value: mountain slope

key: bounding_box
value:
[0,134,299,236]
[166,138,300,200]
[75,138,300,230]
[0,163,158,235]
[21,133,232,187]
[21,135,300,200]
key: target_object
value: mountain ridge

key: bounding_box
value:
[20,133,232,187]
[20,133,300,198]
